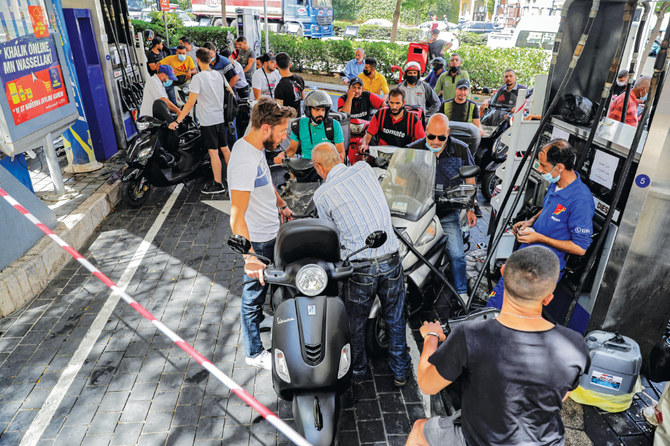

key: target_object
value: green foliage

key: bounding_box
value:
[331,23,424,41]
[457,44,550,90]
[458,32,488,46]
[130,20,235,49]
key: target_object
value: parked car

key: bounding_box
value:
[460,21,497,33]
[362,18,393,27]
[176,11,199,27]
[418,21,449,32]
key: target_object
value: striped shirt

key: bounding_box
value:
[313,163,398,260]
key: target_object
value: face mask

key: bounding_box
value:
[405,75,418,84]
[163,80,172,88]
[616,80,626,87]
[178,54,186,62]
[425,142,441,153]
[640,92,649,101]
[211,55,216,63]
[363,69,371,77]
[542,165,560,183]
[449,67,459,74]
[389,107,403,116]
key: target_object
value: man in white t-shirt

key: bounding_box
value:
[169,48,234,195]
[139,65,181,118]
[228,97,296,370]
[251,53,282,100]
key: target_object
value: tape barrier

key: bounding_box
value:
[0,186,311,446]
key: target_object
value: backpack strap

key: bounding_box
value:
[324,116,335,142]
[291,119,300,140]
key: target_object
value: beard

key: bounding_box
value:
[262,134,279,151]
[311,115,324,124]
[389,107,403,115]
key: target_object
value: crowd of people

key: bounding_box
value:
[139,39,601,445]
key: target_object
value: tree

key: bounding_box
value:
[390,0,402,42]
[639,2,670,73]
[220,0,227,26]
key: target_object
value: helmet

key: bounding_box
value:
[404,61,421,73]
[431,57,445,69]
[304,90,332,120]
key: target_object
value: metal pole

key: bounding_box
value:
[263,0,269,53]
[163,11,169,47]
[43,133,65,195]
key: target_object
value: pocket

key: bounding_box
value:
[345,273,375,305]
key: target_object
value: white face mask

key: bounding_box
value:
[616,80,626,87]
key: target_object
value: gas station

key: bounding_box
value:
[1,0,670,443]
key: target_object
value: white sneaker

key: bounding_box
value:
[245,350,272,371]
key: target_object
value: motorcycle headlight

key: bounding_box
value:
[136,121,151,132]
[350,123,365,134]
[337,343,351,379]
[416,220,437,247]
[396,228,410,258]
[295,264,328,296]
[274,349,291,383]
[136,146,153,163]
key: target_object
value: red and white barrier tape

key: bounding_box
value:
[0,186,311,446]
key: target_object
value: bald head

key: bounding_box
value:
[312,142,342,179]
[425,114,450,153]
[633,75,651,98]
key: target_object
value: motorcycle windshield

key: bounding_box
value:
[381,149,436,222]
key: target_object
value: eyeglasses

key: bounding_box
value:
[426,134,447,141]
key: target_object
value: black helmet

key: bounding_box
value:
[304,90,332,121]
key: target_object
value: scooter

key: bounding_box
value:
[366,148,498,353]
[347,118,370,164]
[228,223,388,446]
[271,158,320,218]
[121,102,206,207]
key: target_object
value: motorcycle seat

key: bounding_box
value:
[275,218,340,267]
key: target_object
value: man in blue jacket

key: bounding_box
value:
[487,138,595,309]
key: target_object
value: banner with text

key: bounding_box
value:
[0,34,69,126]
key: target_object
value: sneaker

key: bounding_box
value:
[201,181,226,195]
[393,373,409,387]
[246,350,272,371]
[473,202,483,218]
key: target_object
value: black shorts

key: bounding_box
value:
[201,123,228,151]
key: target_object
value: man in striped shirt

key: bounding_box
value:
[312,142,411,387]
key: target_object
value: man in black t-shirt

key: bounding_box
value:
[419,29,453,60]
[481,68,528,114]
[273,52,305,116]
[337,77,385,121]
[408,245,589,446]
[146,37,170,76]
[361,88,425,149]
[442,78,484,135]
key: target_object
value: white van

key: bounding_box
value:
[487,15,560,52]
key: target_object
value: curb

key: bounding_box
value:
[0,176,122,318]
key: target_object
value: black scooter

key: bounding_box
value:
[228,222,387,446]
[272,158,320,218]
[121,103,206,207]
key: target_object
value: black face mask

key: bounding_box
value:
[433,65,444,72]
[450,67,459,74]
[405,75,419,84]
[363,69,371,77]
[389,107,403,116]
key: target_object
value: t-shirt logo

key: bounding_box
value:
[254,163,270,188]
[553,204,567,215]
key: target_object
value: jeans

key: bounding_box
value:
[165,83,177,106]
[343,255,410,379]
[439,211,468,294]
[241,238,275,358]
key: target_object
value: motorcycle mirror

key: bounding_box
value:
[365,231,387,249]
[374,156,389,169]
[459,166,481,178]
[227,235,252,254]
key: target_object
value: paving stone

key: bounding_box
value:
[166,425,197,445]
[357,419,386,444]
[382,412,411,435]
[54,425,89,446]
[137,432,169,445]
[99,391,130,412]
[110,422,143,445]
[120,400,152,423]
[354,399,382,421]
[88,411,122,434]
[41,416,66,439]
[144,410,174,433]
[195,416,225,440]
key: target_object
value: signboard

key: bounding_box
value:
[0,35,69,125]
[157,0,171,12]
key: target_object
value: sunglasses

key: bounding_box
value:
[427,134,447,141]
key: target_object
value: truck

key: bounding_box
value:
[191,0,334,38]
[486,15,560,53]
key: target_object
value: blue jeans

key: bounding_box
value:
[241,239,275,358]
[343,255,410,379]
[439,211,468,294]
[165,83,176,106]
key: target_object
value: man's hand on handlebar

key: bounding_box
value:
[420,321,446,342]
[467,210,477,228]
[357,143,369,154]
[168,121,179,131]
[273,151,286,165]
[279,206,294,223]
[244,256,267,285]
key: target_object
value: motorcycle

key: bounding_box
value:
[347,118,371,164]
[272,157,321,218]
[366,148,498,353]
[121,104,205,207]
[228,223,388,446]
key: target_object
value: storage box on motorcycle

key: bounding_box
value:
[407,43,430,73]
[570,330,642,412]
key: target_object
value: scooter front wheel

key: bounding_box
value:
[122,177,151,208]
[481,170,502,202]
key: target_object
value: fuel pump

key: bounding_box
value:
[236,8,262,58]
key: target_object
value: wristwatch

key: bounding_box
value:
[424,332,440,341]
[278,204,288,211]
